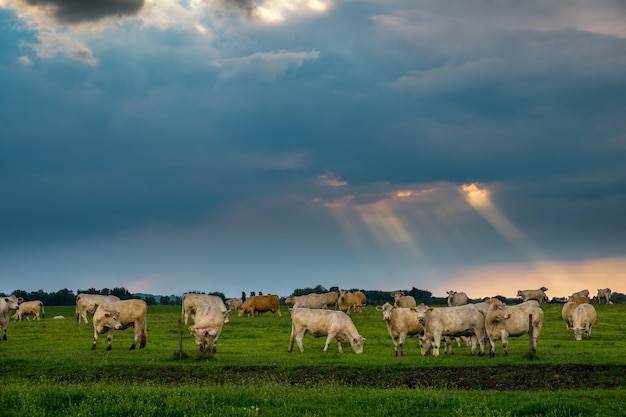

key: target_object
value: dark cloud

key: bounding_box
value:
[24,0,144,23]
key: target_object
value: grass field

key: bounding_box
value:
[1,302,624,416]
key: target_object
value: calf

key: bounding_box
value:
[572,303,597,341]
[288,308,365,353]
[484,300,543,357]
[91,299,147,350]
[376,302,422,356]
[1,295,22,340]
[413,303,486,357]
[189,304,224,353]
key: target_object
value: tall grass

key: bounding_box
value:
[0,303,624,416]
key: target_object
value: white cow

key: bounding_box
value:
[413,303,486,357]
[390,291,417,308]
[91,299,147,350]
[446,291,469,307]
[596,288,612,304]
[226,298,243,312]
[376,302,423,356]
[13,300,45,321]
[285,293,328,309]
[517,287,548,304]
[188,304,224,353]
[76,293,121,324]
[181,293,229,324]
[484,300,544,357]
[288,308,365,353]
[1,295,23,340]
[572,303,597,341]
[569,289,589,299]
[561,296,590,330]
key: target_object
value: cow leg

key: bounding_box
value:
[432,333,441,357]
[91,329,100,350]
[502,336,509,356]
[107,329,114,350]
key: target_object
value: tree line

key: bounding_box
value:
[2,285,623,306]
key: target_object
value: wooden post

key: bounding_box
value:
[528,314,534,353]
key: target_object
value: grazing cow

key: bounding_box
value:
[596,288,612,304]
[413,303,486,357]
[288,308,365,353]
[91,299,147,351]
[569,289,590,300]
[338,290,366,315]
[484,300,544,357]
[353,291,367,312]
[181,293,229,324]
[446,291,469,307]
[1,295,23,340]
[572,303,597,341]
[76,293,121,324]
[516,287,548,304]
[188,304,224,353]
[285,293,328,309]
[376,302,423,356]
[561,296,590,330]
[226,298,243,312]
[390,291,417,308]
[13,300,45,322]
[237,295,281,317]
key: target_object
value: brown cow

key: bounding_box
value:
[13,300,45,322]
[91,299,147,350]
[376,302,423,356]
[323,291,339,309]
[1,295,23,340]
[288,308,365,353]
[181,293,229,324]
[338,290,366,314]
[189,304,224,353]
[484,300,543,357]
[76,293,121,324]
[237,295,281,317]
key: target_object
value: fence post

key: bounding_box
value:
[178,317,183,357]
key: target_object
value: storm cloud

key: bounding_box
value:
[24,0,144,23]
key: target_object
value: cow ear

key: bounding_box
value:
[204,331,209,337]
[375,306,382,311]
[189,326,195,333]
[427,308,433,313]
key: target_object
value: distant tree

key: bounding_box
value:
[250,291,256,297]
[110,287,133,299]
[160,295,171,305]
[408,287,432,302]
[329,286,339,293]
[144,296,157,305]
[611,292,625,304]
[241,291,247,302]
[259,291,264,296]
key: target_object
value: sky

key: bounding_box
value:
[1,0,625,301]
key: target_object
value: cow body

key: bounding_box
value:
[182,293,229,324]
[338,290,366,314]
[376,302,423,356]
[0,295,22,340]
[484,300,543,357]
[189,304,224,353]
[76,293,121,324]
[237,295,281,317]
[569,289,589,299]
[413,303,486,357]
[561,296,590,330]
[285,293,328,309]
[572,303,597,341]
[91,299,147,350]
[13,300,45,321]
[446,291,469,307]
[596,288,612,304]
[226,298,243,311]
[516,287,548,304]
[288,308,365,353]
[323,291,339,309]
[390,291,417,308]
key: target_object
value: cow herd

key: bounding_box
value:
[0,287,614,356]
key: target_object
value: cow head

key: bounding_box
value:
[419,335,432,356]
[98,310,122,332]
[376,303,395,321]
[350,336,366,354]
[411,303,431,325]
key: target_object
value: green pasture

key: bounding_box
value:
[1,303,624,416]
